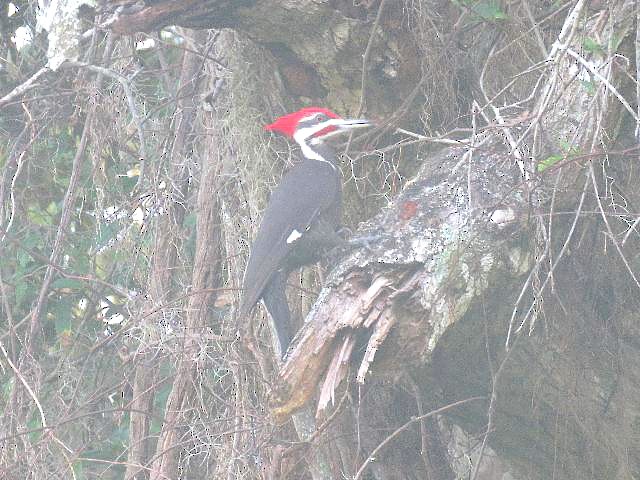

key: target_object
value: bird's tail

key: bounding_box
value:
[261,270,293,354]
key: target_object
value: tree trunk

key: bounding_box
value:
[148,67,224,479]
[125,29,208,480]
[15,0,640,478]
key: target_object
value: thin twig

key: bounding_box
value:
[478,41,530,184]
[622,213,640,245]
[344,0,388,156]
[589,161,640,291]
[0,342,47,429]
[1,113,44,243]
[506,174,589,349]
[510,0,586,155]
[565,48,638,122]
[27,110,94,353]
[0,66,50,109]
[66,59,148,186]
[357,0,387,119]
[522,0,549,58]
[353,397,483,480]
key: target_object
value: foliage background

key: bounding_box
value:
[2,1,640,479]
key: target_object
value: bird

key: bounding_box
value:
[239,107,371,354]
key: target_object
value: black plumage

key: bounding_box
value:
[239,146,342,351]
[238,107,370,354]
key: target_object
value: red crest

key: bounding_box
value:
[265,107,340,138]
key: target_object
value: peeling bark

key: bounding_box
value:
[272,140,529,421]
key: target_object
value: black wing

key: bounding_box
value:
[239,160,340,317]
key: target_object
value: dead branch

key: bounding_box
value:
[273,0,638,424]
[125,29,208,480]
[149,51,224,479]
[272,139,528,422]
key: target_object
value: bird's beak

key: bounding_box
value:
[333,118,371,130]
[314,118,371,140]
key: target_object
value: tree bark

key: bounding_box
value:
[96,0,640,478]
[125,29,208,480]
[149,77,224,479]
[100,0,425,118]
[270,1,640,478]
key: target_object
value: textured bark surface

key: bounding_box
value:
[272,140,528,419]
[99,0,423,115]
[148,93,224,479]
[125,31,208,480]
[94,1,640,479]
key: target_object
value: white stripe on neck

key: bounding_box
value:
[293,120,338,167]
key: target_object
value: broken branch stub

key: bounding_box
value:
[271,141,533,422]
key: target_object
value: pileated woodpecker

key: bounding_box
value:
[239,107,371,353]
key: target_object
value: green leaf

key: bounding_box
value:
[454,0,507,21]
[113,423,129,442]
[119,174,138,192]
[558,139,577,153]
[537,154,563,172]
[14,279,30,307]
[95,222,121,250]
[51,298,75,333]
[27,204,52,226]
[183,212,197,229]
[27,412,43,442]
[474,1,507,21]
[17,249,32,269]
[51,278,84,290]
[1,377,15,402]
[46,201,60,216]
[610,32,625,53]
[580,79,596,96]
[67,239,92,275]
[538,142,581,172]
[22,232,43,250]
[583,38,605,56]
[72,460,85,480]
[151,384,171,434]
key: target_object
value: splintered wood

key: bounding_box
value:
[271,142,528,423]
[271,270,418,422]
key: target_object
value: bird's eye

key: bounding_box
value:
[315,113,327,122]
